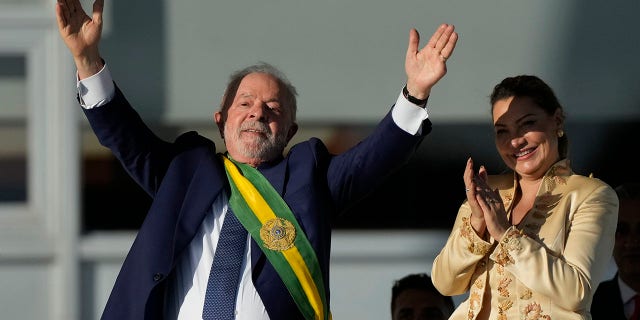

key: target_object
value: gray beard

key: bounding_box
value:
[225,122,289,161]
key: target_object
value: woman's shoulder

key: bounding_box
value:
[551,159,614,193]
[563,174,619,208]
[566,173,614,192]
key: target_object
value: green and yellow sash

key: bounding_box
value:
[221,154,331,320]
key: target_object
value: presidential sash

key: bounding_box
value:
[221,154,331,320]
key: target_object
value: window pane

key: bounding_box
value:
[80,124,183,231]
[0,55,27,202]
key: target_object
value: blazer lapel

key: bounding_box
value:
[173,153,227,262]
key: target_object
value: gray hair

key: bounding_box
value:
[218,62,298,123]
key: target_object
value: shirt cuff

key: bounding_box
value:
[391,89,429,135]
[77,64,115,109]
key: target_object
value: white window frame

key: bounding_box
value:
[0,4,80,319]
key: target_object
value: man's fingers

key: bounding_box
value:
[434,25,455,51]
[56,0,84,27]
[426,24,447,50]
[406,28,420,59]
[92,0,105,24]
[67,0,82,14]
[56,0,74,26]
[439,31,458,60]
[55,2,68,30]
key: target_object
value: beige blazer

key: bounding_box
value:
[432,159,618,320]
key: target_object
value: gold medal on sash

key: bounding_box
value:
[260,217,296,251]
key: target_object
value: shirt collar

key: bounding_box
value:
[617,275,638,304]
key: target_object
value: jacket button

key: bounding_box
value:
[153,273,164,281]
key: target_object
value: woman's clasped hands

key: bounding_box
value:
[463,157,511,241]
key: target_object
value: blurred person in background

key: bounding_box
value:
[392,273,454,320]
[591,183,640,320]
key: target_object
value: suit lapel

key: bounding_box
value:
[173,152,227,261]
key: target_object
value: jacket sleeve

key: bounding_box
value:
[431,201,494,296]
[489,181,618,310]
[82,84,214,197]
[324,109,430,212]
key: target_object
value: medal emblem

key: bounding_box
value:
[260,218,296,251]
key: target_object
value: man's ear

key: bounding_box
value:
[214,112,224,138]
[286,123,298,142]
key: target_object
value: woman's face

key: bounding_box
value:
[492,96,562,180]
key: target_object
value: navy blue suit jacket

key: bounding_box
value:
[591,274,627,320]
[83,85,430,320]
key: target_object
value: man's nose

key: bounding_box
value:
[248,103,267,119]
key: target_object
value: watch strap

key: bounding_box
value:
[402,85,428,106]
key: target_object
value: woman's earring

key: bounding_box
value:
[557,129,564,138]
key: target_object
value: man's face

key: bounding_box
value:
[215,72,297,167]
[392,289,452,320]
[613,198,640,286]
